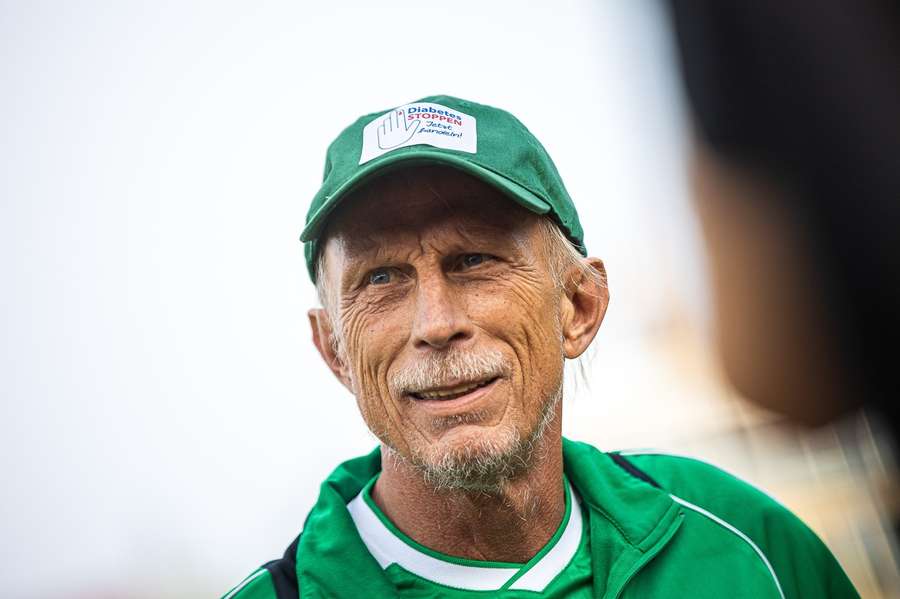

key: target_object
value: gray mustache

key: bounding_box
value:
[390,349,509,396]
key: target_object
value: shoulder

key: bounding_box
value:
[616,450,811,544]
[617,451,779,507]
[613,451,858,598]
[222,535,300,599]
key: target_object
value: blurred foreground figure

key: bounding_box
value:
[222,96,856,598]
[667,1,900,441]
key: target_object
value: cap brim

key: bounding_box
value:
[299,149,552,242]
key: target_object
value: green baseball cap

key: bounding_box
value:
[301,94,586,281]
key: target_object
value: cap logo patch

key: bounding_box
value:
[359,102,477,164]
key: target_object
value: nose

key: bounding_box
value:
[411,273,474,350]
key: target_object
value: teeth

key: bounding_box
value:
[416,381,485,400]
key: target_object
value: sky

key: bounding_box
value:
[0,1,707,595]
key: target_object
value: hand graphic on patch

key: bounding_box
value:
[377,108,420,149]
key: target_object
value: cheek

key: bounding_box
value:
[340,303,413,434]
[476,271,561,343]
[467,276,564,394]
[518,298,565,400]
[342,299,407,369]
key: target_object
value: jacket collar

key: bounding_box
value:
[561,439,683,597]
[295,438,682,598]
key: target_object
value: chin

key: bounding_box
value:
[384,388,562,492]
[400,421,536,493]
[437,421,520,457]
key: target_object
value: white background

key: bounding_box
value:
[0,1,707,596]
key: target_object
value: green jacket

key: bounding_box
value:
[224,439,857,598]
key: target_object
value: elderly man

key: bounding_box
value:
[224,96,857,598]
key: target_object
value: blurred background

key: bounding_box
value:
[1,1,897,597]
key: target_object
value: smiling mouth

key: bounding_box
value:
[410,377,499,401]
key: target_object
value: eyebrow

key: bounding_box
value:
[345,219,518,258]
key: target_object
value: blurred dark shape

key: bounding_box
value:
[666,1,900,446]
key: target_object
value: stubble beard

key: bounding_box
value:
[382,382,563,494]
[347,341,565,494]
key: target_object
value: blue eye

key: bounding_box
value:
[462,254,485,268]
[369,268,391,285]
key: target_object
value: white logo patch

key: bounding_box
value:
[359,102,477,165]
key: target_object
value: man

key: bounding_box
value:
[224,96,857,598]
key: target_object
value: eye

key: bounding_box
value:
[461,253,487,269]
[368,268,392,285]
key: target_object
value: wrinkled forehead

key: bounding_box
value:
[321,165,539,258]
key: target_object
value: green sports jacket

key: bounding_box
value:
[224,438,858,598]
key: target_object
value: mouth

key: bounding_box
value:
[409,377,500,402]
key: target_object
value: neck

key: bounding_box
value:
[371,411,565,564]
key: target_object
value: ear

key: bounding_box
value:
[308,308,354,392]
[560,258,609,359]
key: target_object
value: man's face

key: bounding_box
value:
[317,166,568,487]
